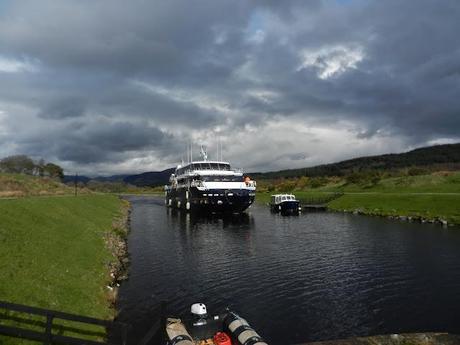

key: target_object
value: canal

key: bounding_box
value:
[117,196,460,344]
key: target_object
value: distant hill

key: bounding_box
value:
[64,168,174,187]
[62,175,91,184]
[123,168,175,187]
[250,143,460,179]
[63,143,460,186]
[94,175,130,183]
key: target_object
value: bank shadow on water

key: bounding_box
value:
[116,196,460,345]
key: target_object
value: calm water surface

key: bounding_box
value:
[117,196,460,344]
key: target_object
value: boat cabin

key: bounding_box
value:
[271,194,297,205]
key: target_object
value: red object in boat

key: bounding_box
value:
[213,331,232,345]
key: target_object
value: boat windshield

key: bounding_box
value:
[192,163,230,170]
[175,163,231,176]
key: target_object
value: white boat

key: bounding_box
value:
[269,194,301,215]
[165,146,256,213]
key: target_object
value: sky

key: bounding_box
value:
[0,0,459,175]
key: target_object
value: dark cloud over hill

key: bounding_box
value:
[0,0,459,174]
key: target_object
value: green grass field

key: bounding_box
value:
[328,194,460,224]
[256,172,460,225]
[0,195,123,344]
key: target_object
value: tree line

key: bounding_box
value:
[0,155,64,179]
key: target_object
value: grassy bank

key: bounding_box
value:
[0,173,90,198]
[328,193,460,225]
[256,172,460,225]
[0,194,125,344]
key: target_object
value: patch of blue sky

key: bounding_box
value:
[0,0,12,16]
[248,10,267,34]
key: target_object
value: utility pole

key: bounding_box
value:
[74,173,78,197]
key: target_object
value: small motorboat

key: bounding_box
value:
[166,303,267,345]
[269,194,301,215]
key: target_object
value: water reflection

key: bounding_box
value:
[117,196,460,345]
[166,207,254,229]
[165,207,258,258]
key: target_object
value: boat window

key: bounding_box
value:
[282,196,287,201]
[218,163,230,170]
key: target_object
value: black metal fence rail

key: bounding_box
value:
[0,300,128,345]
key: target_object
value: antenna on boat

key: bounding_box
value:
[186,144,189,164]
[219,137,223,161]
[190,141,193,162]
[200,145,208,161]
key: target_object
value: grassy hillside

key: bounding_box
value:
[0,172,157,197]
[0,195,124,344]
[303,171,460,194]
[251,143,460,179]
[0,173,88,198]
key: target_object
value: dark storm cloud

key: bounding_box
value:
[232,0,460,142]
[17,119,175,164]
[38,97,86,119]
[0,0,459,173]
[0,0,252,79]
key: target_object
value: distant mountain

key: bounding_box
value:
[63,169,173,187]
[62,174,128,184]
[62,175,91,184]
[250,143,460,179]
[64,143,459,186]
[123,168,175,187]
[93,175,130,183]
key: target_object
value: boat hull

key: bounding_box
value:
[165,186,255,214]
[270,200,301,215]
